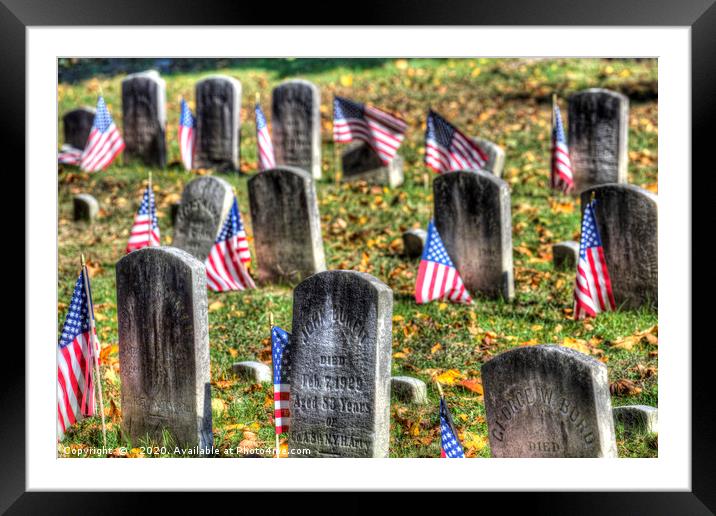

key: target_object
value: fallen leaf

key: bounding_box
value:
[458,378,484,395]
[610,379,642,397]
[209,301,225,312]
[434,369,463,385]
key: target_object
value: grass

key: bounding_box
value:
[57,58,658,458]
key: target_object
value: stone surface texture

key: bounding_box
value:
[402,228,427,259]
[73,193,99,222]
[613,405,658,434]
[552,241,579,271]
[232,361,272,383]
[474,137,505,177]
[194,75,242,171]
[63,107,95,149]
[391,376,428,404]
[341,142,404,187]
[121,70,167,167]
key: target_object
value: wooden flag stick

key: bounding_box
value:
[81,253,107,447]
[276,434,281,459]
[255,92,260,105]
[435,380,444,399]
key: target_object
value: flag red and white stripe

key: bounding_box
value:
[255,103,276,170]
[126,185,160,254]
[551,102,575,193]
[178,98,196,171]
[80,95,125,172]
[205,198,255,291]
[425,110,487,174]
[58,145,83,165]
[271,326,291,435]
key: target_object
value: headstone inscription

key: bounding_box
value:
[116,247,212,449]
[271,80,321,179]
[121,70,167,168]
[73,193,99,222]
[288,270,393,457]
[580,184,658,309]
[341,142,404,187]
[247,166,326,284]
[172,176,234,262]
[433,170,514,300]
[568,88,629,193]
[194,76,242,171]
[482,345,617,458]
[473,137,505,177]
[63,107,95,149]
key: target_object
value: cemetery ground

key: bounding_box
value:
[57,58,658,458]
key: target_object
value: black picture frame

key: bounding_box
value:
[6,1,712,513]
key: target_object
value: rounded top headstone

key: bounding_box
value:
[196,74,242,89]
[435,168,509,192]
[570,87,629,103]
[118,245,206,275]
[580,182,657,209]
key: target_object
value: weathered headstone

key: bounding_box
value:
[194,76,242,171]
[73,193,99,222]
[552,240,579,271]
[172,176,234,262]
[580,184,658,309]
[288,270,393,458]
[433,170,514,300]
[271,80,321,179]
[121,70,167,168]
[341,142,404,187]
[568,88,629,193]
[116,247,212,449]
[248,166,326,284]
[482,345,617,458]
[63,107,95,149]
[391,376,428,404]
[474,137,505,177]
[232,361,272,383]
[170,202,181,227]
[613,405,658,434]
[402,228,427,258]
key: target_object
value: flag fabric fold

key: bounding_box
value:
[179,98,196,171]
[425,110,487,174]
[440,397,465,458]
[126,185,160,254]
[415,221,472,304]
[80,95,125,172]
[333,95,407,165]
[205,197,255,292]
[58,144,83,166]
[255,103,276,170]
[573,200,616,319]
[271,326,291,435]
[551,102,575,193]
[57,270,97,440]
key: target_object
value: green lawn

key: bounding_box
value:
[57,58,658,458]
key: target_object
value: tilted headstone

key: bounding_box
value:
[116,247,212,449]
[482,345,617,458]
[248,166,326,284]
[121,70,167,168]
[232,361,272,384]
[402,228,427,258]
[341,142,404,187]
[271,80,321,179]
[73,193,99,222]
[63,107,95,149]
[568,88,629,193]
[433,170,514,300]
[173,176,234,262]
[613,405,658,434]
[194,76,242,171]
[474,137,505,177]
[288,270,393,458]
[391,376,428,404]
[580,184,658,309]
[552,240,579,271]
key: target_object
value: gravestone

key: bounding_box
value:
[63,107,95,149]
[552,241,579,271]
[433,170,514,300]
[121,70,167,168]
[613,405,658,434]
[170,202,181,227]
[402,228,427,258]
[116,247,212,449]
[580,184,658,309]
[288,270,393,458]
[271,80,321,179]
[248,166,326,284]
[73,194,99,222]
[482,345,617,458]
[391,376,428,404]
[474,137,505,177]
[341,142,404,187]
[173,176,234,262]
[568,88,629,193]
[232,361,272,383]
[194,76,242,171]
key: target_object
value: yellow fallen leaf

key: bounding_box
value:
[209,301,225,312]
[430,343,442,354]
[211,398,226,414]
[435,369,463,385]
[339,74,353,87]
[561,336,591,354]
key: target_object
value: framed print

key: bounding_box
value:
[5,0,715,512]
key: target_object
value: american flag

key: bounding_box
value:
[440,398,465,458]
[425,110,487,174]
[58,144,83,166]
[272,326,291,435]
[179,98,196,171]
[333,96,407,165]
[205,197,255,292]
[574,200,616,319]
[57,270,97,440]
[415,221,472,304]
[255,103,276,170]
[80,95,125,172]
[126,185,160,254]
[551,103,575,193]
